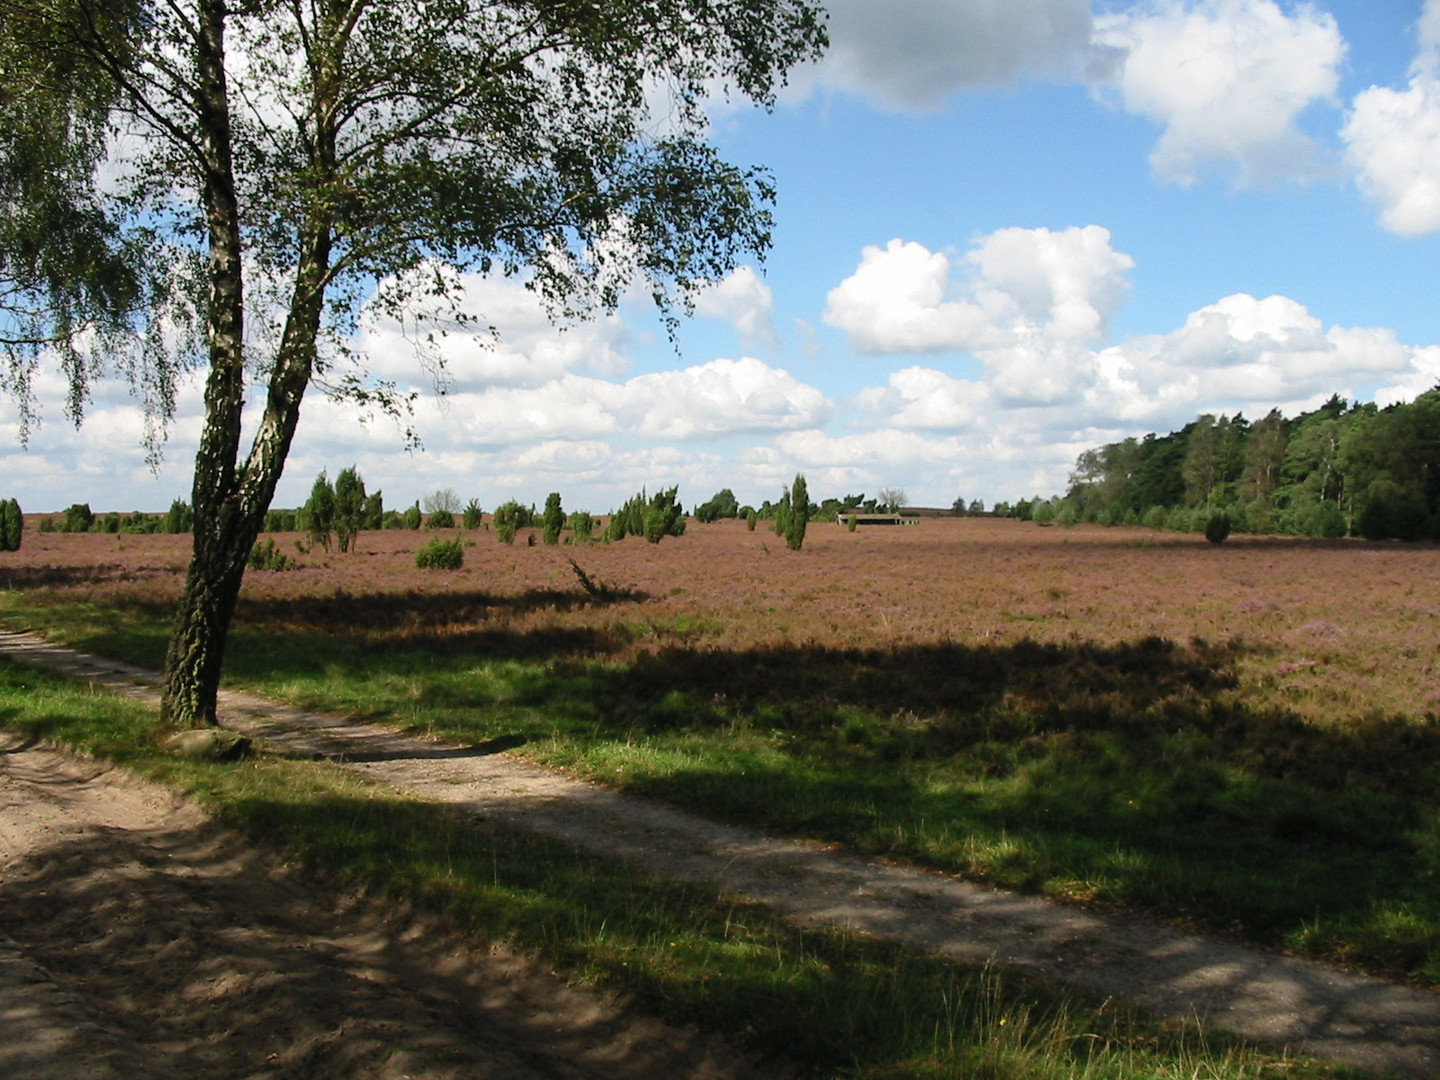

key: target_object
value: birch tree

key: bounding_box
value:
[0,0,826,725]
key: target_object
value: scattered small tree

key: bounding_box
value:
[785,474,808,550]
[333,466,367,552]
[1205,513,1232,544]
[772,488,791,539]
[403,503,423,530]
[163,499,194,534]
[63,503,94,533]
[605,491,647,541]
[462,499,483,530]
[695,487,740,523]
[0,498,21,551]
[361,491,385,531]
[301,471,337,552]
[643,487,686,543]
[543,492,565,545]
[427,508,456,529]
[493,500,530,543]
[567,510,595,544]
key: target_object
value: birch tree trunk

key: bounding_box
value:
[160,0,335,726]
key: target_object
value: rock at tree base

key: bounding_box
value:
[164,729,253,762]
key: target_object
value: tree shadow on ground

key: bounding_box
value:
[0,805,795,1080]
[0,563,180,590]
[234,583,649,633]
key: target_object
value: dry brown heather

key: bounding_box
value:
[6,516,1440,723]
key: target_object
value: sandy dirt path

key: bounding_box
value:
[1,628,1438,1078]
[0,728,792,1080]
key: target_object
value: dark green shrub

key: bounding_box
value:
[334,466,367,552]
[462,499,482,530]
[120,510,156,534]
[301,470,336,550]
[164,499,194,533]
[0,498,21,551]
[746,509,758,531]
[772,489,790,538]
[605,492,645,540]
[404,503,423,530]
[265,508,298,532]
[543,492,564,545]
[247,537,297,571]
[494,499,529,543]
[642,486,685,543]
[415,536,464,569]
[567,510,594,544]
[1204,513,1231,544]
[37,516,55,533]
[362,490,385,530]
[695,487,739,523]
[427,509,455,529]
[63,503,94,533]
[785,474,808,551]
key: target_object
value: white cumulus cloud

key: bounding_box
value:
[691,267,778,348]
[1094,0,1344,186]
[824,225,1133,357]
[623,357,830,439]
[1342,0,1440,234]
[1089,293,1431,428]
[826,225,1440,443]
[822,239,1002,354]
[358,270,632,391]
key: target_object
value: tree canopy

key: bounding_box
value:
[1060,389,1440,540]
[1,0,827,724]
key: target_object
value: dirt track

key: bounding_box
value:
[0,736,787,1080]
[1,628,1438,1078]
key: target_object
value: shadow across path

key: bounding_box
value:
[1,628,1436,1078]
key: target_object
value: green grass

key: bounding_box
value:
[0,655,1349,1080]
[4,591,1439,986]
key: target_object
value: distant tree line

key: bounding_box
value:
[1001,390,1440,540]
[29,470,924,558]
[29,500,195,536]
[694,485,909,526]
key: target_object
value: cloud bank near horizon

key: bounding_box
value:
[7,222,1437,514]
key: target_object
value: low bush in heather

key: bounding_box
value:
[415,536,464,569]
[247,538,298,571]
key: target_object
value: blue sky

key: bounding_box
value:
[8,0,1440,514]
